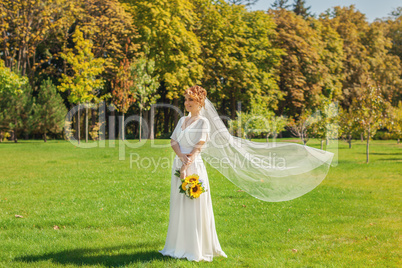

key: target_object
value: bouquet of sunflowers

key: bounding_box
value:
[175,169,206,199]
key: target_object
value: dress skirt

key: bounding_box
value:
[159,154,227,262]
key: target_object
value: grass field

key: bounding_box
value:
[0,139,401,267]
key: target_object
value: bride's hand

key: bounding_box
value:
[186,153,196,166]
[179,153,190,165]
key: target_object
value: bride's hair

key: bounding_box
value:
[184,85,207,108]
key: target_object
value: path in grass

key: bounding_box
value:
[0,139,400,267]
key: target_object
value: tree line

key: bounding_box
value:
[0,0,401,156]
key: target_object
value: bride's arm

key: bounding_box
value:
[171,139,190,165]
[186,141,206,165]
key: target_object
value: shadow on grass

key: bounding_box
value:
[377,158,402,161]
[358,152,401,155]
[15,243,168,267]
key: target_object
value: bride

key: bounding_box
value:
[159,85,228,262]
[159,84,335,261]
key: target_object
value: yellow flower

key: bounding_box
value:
[185,174,199,184]
[190,184,203,199]
[181,181,188,191]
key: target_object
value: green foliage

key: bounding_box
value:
[229,98,288,140]
[1,0,401,142]
[32,79,68,142]
[195,0,284,117]
[125,0,203,99]
[131,57,160,112]
[271,9,340,117]
[292,0,312,19]
[385,101,402,142]
[325,5,402,108]
[0,60,28,96]
[287,109,322,144]
[0,0,69,79]
[271,0,290,9]
[353,85,387,139]
[338,106,360,147]
[227,0,259,7]
[0,83,34,142]
[58,27,106,104]
[130,56,160,141]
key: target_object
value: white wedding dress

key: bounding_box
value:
[159,115,228,262]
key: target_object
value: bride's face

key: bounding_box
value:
[184,94,200,114]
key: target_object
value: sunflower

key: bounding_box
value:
[181,181,189,191]
[184,174,199,184]
[190,183,204,199]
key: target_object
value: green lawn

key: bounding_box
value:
[0,139,400,267]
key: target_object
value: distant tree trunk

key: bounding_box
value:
[361,132,364,142]
[366,127,370,163]
[77,101,81,144]
[139,107,142,141]
[173,98,179,125]
[348,134,352,149]
[163,101,170,134]
[44,132,47,142]
[230,94,236,120]
[85,105,88,143]
[220,98,226,117]
[149,105,155,140]
[134,120,138,139]
[321,139,324,150]
[144,109,149,140]
[121,112,125,141]
[13,119,18,143]
[109,110,115,141]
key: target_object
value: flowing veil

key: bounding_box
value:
[196,97,336,202]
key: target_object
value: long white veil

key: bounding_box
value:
[198,97,336,202]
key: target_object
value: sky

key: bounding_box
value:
[248,0,401,21]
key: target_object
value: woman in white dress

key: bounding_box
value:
[159,85,227,262]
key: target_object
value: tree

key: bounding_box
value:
[226,0,259,7]
[324,5,402,109]
[292,0,312,19]
[287,110,319,145]
[194,1,283,119]
[271,0,290,9]
[379,7,402,105]
[125,0,203,99]
[353,84,387,163]
[131,57,160,141]
[58,27,106,144]
[0,0,71,80]
[386,101,402,144]
[0,59,29,141]
[270,9,332,117]
[310,99,339,150]
[111,39,137,141]
[229,98,288,141]
[32,79,68,142]
[338,107,359,149]
[0,59,28,96]
[0,84,34,142]
[68,0,140,83]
